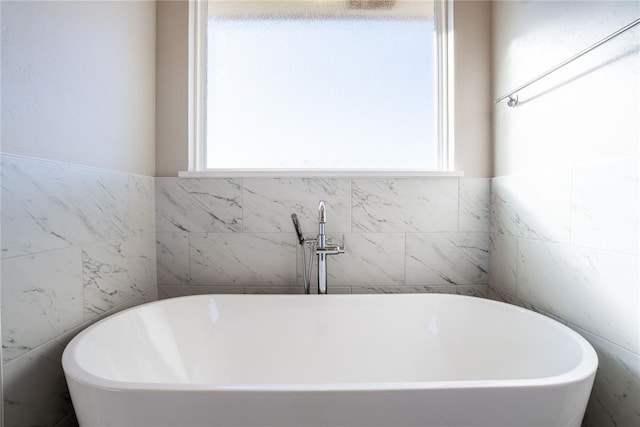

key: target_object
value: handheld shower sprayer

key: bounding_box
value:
[291,213,314,294]
[291,213,305,245]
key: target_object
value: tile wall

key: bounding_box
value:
[489,158,639,426]
[0,154,157,426]
[156,176,490,297]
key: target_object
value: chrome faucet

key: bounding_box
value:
[315,200,344,294]
[291,201,344,295]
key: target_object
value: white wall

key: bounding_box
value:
[2,0,156,176]
[155,0,492,177]
[490,2,639,426]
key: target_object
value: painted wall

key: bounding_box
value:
[156,0,189,177]
[453,0,492,177]
[156,176,491,297]
[2,0,156,176]
[489,2,639,426]
[0,1,158,425]
[155,0,492,177]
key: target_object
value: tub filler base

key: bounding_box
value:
[63,294,597,427]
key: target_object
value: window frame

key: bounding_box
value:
[185,0,456,176]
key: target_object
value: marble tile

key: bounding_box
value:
[576,327,640,427]
[83,233,157,320]
[488,232,518,296]
[243,178,351,233]
[486,287,567,325]
[156,178,242,233]
[156,232,190,285]
[327,233,405,287]
[3,339,73,427]
[571,157,639,255]
[406,232,489,286]
[456,285,489,297]
[243,286,304,294]
[143,286,159,304]
[127,174,156,235]
[351,285,457,294]
[158,285,244,299]
[487,287,568,324]
[1,154,154,258]
[190,233,297,287]
[491,170,572,243]
[1,247,83,363]
[352,178,459,232]
[324,287,352,295]
[459,178,491,232]
[517,239,639,353]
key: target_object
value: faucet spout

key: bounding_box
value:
[318,200,327,224]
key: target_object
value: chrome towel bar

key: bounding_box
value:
[495,18,640,107]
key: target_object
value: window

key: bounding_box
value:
[189,0,452,173]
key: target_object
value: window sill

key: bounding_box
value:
[178,169,464,178]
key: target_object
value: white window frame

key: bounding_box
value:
[184,0,457,177]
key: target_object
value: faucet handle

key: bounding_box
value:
[315,244,344,255]
[319,235,345,254]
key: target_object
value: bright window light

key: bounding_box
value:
[196,0,445,172]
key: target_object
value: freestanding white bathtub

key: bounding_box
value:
[62,294,597,427]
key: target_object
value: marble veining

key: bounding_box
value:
[488,232,518,296]
[243,178,350,233]
[459,178,491,232]
[1,247,83,363]
[83,233,157,320]
[516,238,638,354]
[491,171,572,243]
[577,327,640,427]
[350,285,487,297]
[190,233,297,287]
[406,233,489,286]
[1,154,155,258]
[159,285,244,299]
[328,233,405,287]
[1,154,157,427]
[3,338,73,426]
[156,178,242,233]
[352,178,459,232]
[156,232,190,286]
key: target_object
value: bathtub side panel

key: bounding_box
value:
[66,376,595,427]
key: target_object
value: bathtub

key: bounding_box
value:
[62,294,597,427]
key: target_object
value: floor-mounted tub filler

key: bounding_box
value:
[62,294,597,427]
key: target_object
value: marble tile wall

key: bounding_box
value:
[0,154,157,426]
[156,176,491,297]
[488,157,640,426]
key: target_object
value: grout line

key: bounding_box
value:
[240,177,245,233]
[0,152,155,179]
[457,177,461,232]
[403,232,408,286]
[349,178,353,233]
[1,229,156,261]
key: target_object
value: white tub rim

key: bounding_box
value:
[62,294,598,393]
